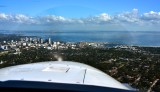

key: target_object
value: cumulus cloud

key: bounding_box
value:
[142,11,160,20]
[39,15,81,24]
[0,13,36,24]
[0,13,10,20]
[113,9,140,24]
[83,13,112,24]
[140,11,160,24]
[0,9,160,31]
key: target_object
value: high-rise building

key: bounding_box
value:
[40,38,43,44]
[49,38,51,44]
[11,40,14,43]
[26,37,29,42]
[29,38,32,42]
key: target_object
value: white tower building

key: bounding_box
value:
[49,38,51,44]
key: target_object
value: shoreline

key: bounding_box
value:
[0,33,160,47]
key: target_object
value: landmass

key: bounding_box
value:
[0,34,160,92]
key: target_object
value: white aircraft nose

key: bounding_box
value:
[0,61,132,90]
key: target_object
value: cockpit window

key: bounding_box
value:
[0,0,160,92]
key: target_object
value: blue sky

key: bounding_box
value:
[0,0,160,31]
[0,0,160,17]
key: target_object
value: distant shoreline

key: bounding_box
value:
[0,31,160,47]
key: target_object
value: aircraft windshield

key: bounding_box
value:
[0,0,160,92]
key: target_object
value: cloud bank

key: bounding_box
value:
[0,9,160,31]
